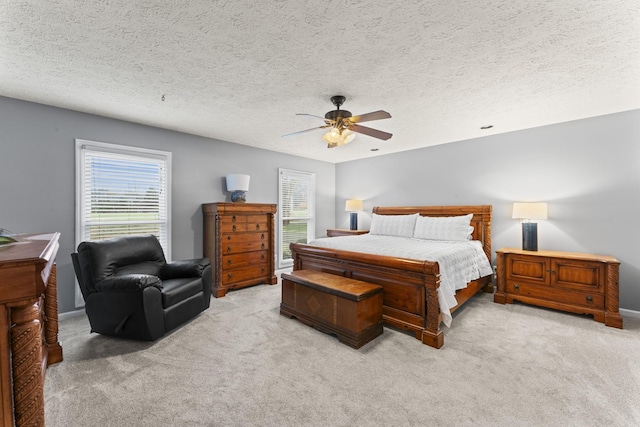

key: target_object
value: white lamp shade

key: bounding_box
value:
[226,174,250,191]
[345,199,363,212]
[512,202,548,220]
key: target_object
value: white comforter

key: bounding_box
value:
[307,235,493,327]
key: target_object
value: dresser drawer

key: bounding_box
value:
[222,240,268,254]
[222,231,267,243]
[220,218,269,233]
[222,265,270,285]
[221,232,269,254]
[506,280,604,310]
[223,251,268,269]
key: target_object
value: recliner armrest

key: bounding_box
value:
[94,274,163,293]
[161,258,210,279]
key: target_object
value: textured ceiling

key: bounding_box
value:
[1,1,639,163]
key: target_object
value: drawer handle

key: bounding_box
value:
[261,233,265,240]
[227,246,232,252]
[227,259,232,265]
[261,267,265,273]
[261,243,265,249]
[227,235,232,240]
[586,296,593,303]
[261,254,265,261]
[232,225,236,231]
[256,224,261,230]
[232,215,236,222]
[513,283,519,291]
[227,273,232,279]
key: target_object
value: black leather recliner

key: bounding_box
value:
[71,234,212,341]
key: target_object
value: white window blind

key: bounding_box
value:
[76,140,171,255]
[278,168,315,268]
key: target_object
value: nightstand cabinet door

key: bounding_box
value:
[507,254,550,286]
[553,259,603,293]
[495,248,622,328]
[203,203,277,298]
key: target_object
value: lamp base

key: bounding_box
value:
[230,190,247,203]
[522,222,538,251]
[349,212,358,230]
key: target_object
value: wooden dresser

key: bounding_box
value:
[203,203,277,298]
[0,232,63,427]
[494,248,622,328]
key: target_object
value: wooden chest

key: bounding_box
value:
[494,248,622,328]
[203,203,277,298]
[280,270,383,348]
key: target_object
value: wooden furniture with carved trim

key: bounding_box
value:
[280,270,383,348]
[291,205,493,349]
[203,203,277,298]
[0,232,63,427]
[326,229,369,237]
[494,248,622,328]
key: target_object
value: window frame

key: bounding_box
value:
[75,139,172,306]
[277,168,316,269]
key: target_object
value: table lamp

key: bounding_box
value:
[512,202,548,251]
[345,199,363,230]
[226,174,250,203]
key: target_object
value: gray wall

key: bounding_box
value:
[335,109,640,311]
[0,96,335,313]
[3,94,638,313]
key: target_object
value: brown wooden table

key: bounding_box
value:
[0,233,63,426]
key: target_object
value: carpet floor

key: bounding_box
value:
[44,282,640,426]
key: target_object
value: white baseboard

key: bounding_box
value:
[620,308,640,319]
[59,309,86,321]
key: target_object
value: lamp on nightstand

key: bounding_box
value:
[345,199,363,230]
[512,202,548,251]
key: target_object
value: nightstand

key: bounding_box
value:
[494,248,622,328]
[326,229,369,237]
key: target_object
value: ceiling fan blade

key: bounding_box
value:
[282,125,329,138]
[295,113,336,123]
[348,110,391,124]
[351,124,393,140]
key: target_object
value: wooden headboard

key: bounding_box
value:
[372,205,492,261]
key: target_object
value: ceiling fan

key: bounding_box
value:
[283,95,392,148]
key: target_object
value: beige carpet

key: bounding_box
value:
[44,282,640,426]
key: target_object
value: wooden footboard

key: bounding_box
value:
[291,205,493,349]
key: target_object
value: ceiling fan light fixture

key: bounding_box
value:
[285,95,391,148]
[324,127,341,141]
[342,129,356,144]
[322,127,355,146]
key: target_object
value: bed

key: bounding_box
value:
[290,205,493,349]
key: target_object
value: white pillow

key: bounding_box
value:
[413,214,473,241]
[369,213,419,238]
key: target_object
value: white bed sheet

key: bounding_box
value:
[307,235,493,327]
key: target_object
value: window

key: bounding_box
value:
[75,139,171,305]
[278,168,315,268]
